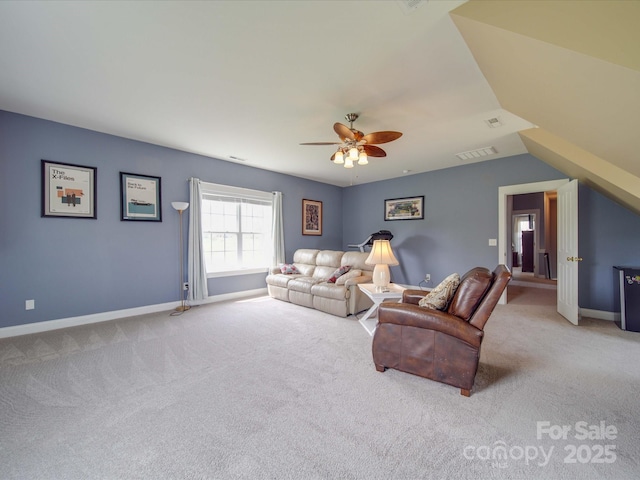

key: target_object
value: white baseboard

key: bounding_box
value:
[580,308,618,322]
[0,288,268,339]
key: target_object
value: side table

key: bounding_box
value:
[357,283,406,335]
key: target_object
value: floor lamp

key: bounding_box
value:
[171,201,191,313]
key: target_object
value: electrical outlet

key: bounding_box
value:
[25,299,35,310]
[183,282,189,291]
[425,274,431,283]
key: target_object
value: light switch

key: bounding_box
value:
[488,239,497,246]
[26,299,35,310]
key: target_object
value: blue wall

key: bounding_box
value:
[2,110,639,329]
[0,111,342,328]
[343,156,640,312]
[343,155,565,286]
[579,184,640,311]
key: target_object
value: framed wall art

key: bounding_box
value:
[302,199,322,235]
[120,172,162,221]
[384,196,424,221]
[41,159,97,219]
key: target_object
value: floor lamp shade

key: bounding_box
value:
[365,240,399,291]
[171,201,189,212]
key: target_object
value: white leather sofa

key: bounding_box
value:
[266,249,374,317]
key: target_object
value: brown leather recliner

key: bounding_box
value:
[372,265,511,396]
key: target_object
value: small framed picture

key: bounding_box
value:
[41,159,97,219]
[120,172,162,221]
[302,199,322,235]
[384,196,424,221]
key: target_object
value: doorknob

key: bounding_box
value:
[566,256,583,262]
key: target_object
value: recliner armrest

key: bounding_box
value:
[378,303,483,348]
[402,289,428,305]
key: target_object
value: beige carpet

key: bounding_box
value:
[0,286,639,479]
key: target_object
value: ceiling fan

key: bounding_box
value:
[300,113,402,168]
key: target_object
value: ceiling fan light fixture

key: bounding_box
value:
[300,113,402,169]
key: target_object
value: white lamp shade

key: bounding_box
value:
[344,157,354,168]
[171,201,189,211]
[366,240,399,290]
[358,152,368,165]
[365,240,399,266]
[334,150,344,164]
[349,147,358,160]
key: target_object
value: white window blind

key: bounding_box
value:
[201,182,273,276]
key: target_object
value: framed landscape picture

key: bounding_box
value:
[41,159,97,219]
[120,172,162,221]
[384,196,424,221]
[302,199,322,235]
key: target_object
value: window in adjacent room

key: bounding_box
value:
[201,182,273,277]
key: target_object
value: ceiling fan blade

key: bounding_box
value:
[363,145,387,157]
[333,122,356,141]
[362,131,403,145]
[300,142,341,145]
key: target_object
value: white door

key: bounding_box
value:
[557,180,580,325]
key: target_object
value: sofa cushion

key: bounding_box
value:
[293,250,319,276]
[310,282,348,300]
[293,249,319,264]
[288,277,321,294]
[447,268,493,321]
[266,274,297,288]
[280,263,300,274]
[328,265,351,283]
[341,251,373,271]
[335,269,362,285]
[419,273,460,310]
[316,250,344,268]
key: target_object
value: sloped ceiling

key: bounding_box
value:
[451,0,640,214]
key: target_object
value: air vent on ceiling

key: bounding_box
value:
[396,0,428,14]
[485,117,503,128]
[455,146,497,161]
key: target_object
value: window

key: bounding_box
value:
[201,182,273,276]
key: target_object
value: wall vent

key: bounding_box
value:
[485,117,503,128]
[396,0,428,14]
[455,146,497,161]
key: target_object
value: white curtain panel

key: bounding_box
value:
[188,178,209,301]
[272,191,285,266]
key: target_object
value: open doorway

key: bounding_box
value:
[498,179,568,305]
[508,194,556,299]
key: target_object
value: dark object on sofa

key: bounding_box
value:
[372,265,511,396]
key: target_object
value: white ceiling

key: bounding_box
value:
[0,0,536,187]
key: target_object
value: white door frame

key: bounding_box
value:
[498,179,569,304]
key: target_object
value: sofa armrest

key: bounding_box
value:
[378,303,483,348]
[344,275,373,287]
[268,266,282,275]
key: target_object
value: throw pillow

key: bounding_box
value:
[419,273,460,310]
[327,265,351,283]
[335,269,362,285]
[280,263,300,275]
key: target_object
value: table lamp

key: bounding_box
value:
[365,239,399,291]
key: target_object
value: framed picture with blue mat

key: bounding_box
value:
[120,172,162,222]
